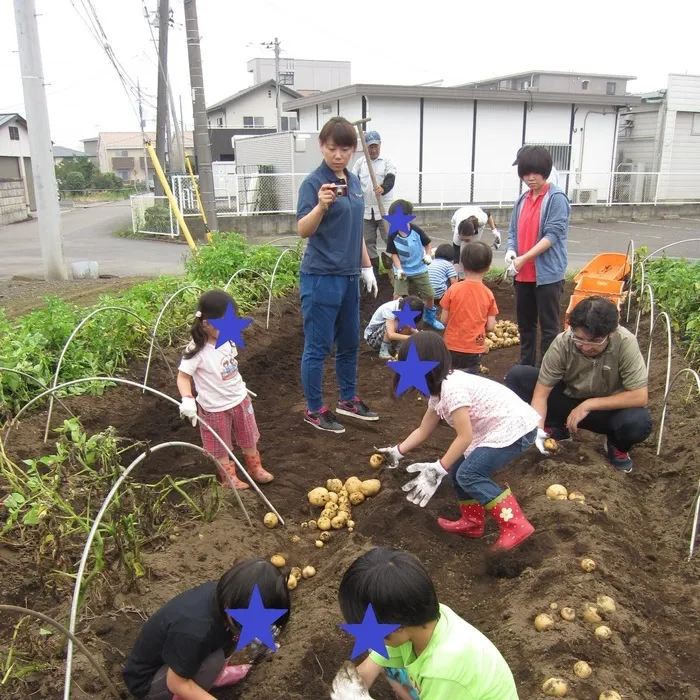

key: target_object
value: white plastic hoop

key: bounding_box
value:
[641,238,700,265]
[266,248,301,329]
[689,479,700,561]
[223,268,270,292]
[64,440,246,700]
[143,285,205,393]
[625,239,635,323]
[646,312,673,396]
[0,367,75,419]
[634,283,655,338]
[656,368,700,456]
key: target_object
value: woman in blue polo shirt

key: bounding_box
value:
[297,117,379,434]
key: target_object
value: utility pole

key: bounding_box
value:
[154,0,169,195]
[13,0,67,280]
[183,0,218,232]
[262,38,282,131]
[137,78,150,191]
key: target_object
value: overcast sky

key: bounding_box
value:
[1,0,699,150]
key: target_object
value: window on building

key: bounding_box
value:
[117,170,131,181]
[281,116,299,131]
[217,117,224,127]
[582,80,590,91]
[120,150,129,157]
[606,82,617,95]
[321,103,333,115]
[243,116,264,128]
[268,89,272,98]
[524,143,571,172]
[691,113,700,136]
[9,126,20,140]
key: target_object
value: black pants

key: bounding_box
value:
[144,649,225,699]
[450,350,481,374]
[505,365,653,452]
[514,280,564,366]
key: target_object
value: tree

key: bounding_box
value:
[63,171,86,194]
[55,156,97,188]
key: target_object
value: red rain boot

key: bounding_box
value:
[244,451,274,484]
[221,461,249,490]
[437,501,485,538]
[486,489,534,551]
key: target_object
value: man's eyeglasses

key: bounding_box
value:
[568,329,609,347]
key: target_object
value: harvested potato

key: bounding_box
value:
[345,477,363,494]
[326,478,343,493]
[347,527,354,533]
[339,488,348,498]
[479,365,490,375]
[513,337,520,344]
[302,565,316,579]
[308,520,318,530]
[290,566,302,580]
[321,502,339,516]
[595,625,612,640]
[328,492,339,504]
[317,516,332,531]
[349,491,366,505]
[596,595,616,614]
[534,613,554,631]
[580,557,596,572]
[369,454,385,469]
[549,602,558,610]
[338,504,352,515]
[270,554,286,568]
[287,575,298,590]
[347,519,355,528]
[599,692,621,700]
[319,531,331,542]
[308,487,330,506]
[542,678,568,697]
[582,605,602,623]
[331,515,348,529]
[263,512,279,529]
[291,535,301,544]
[360,479,381,497]
[573,661,592,679]
[300,522,308,529]
[560,607,576,621]
[546,484,568,500]
[568,491,585,502]
[543,437,560,452]
[315,540,324,548]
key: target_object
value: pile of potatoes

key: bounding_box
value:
[485,320,520,351]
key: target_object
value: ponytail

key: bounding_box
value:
[184,313,209,359]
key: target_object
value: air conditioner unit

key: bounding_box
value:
[573,188,598,204]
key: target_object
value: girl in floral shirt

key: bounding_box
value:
[378,332,541,551]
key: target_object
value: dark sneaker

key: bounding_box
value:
[336,396,379,422]
[380,252,393,272]
[545,427,573,441]
[605,439,633,473]
[304,408,345,434]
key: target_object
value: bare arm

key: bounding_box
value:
[487,215,497,231]
[531,381,554,429]
[166,669,217,700]
[485,315,497,333]
[391,253,403,273]
[398,408,441,454]
[439,407,472,467]
[361,237,372,268]
[441,309,450,326]
[517,236,552,265]
[177,370,193,398]
[448,277,458,286]
[356,657,384,690]
[385,317,416,343]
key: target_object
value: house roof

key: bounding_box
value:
[282,83,642,111]
[0,113,27,129]
[207,79,302,113]
[53,145,88,158]
[457,70,637,87]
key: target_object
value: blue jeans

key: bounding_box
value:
[300,273,360,412]
[449,428,538,504]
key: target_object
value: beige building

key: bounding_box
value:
[81,131,194,186]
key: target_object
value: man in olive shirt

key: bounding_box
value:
[506,296,652,472]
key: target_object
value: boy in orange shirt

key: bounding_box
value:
[440,241,498,374]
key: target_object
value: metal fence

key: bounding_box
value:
[130,194,178,237]
[164,170,700,218]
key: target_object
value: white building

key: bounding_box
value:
[247,57,351,97]
[284,76,639,206]
[0,113,35,218]
[617,74,700,202]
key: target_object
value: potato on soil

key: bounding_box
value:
[315,540,324,548]
[270,554,286,568]
[543,437,560,452]
[580,557,596,572]
[328,492,339,504]
[300,521,308,529]
[542,678,568,697]
[319,531,331,542]
[599,692,621,700]
[287,575,298,590]
[290,567,302,580]
[263,512,279,529]
[479,365,490,375]
[308,520,318,530]
[308,487,330,506]
[345,477,363,494]
[595,625,612,640]
[360,479,381,497]
[568,491,585,502]
[322,502,339,515]
[582,605,602,623]
[326,478,343,493]
[331,515,348,529]
[534,613,554,631]
[317,516,332,531]
[596,595,616,613]
[573,661,592,679]
[302,565,316,579]
[560,607,576,621]
[290,535,301,544]
[347,520,355,528]
[369,453,385,469]
[349,491,366,505]
[546,484,568,500]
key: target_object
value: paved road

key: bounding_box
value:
[1,202,698,280]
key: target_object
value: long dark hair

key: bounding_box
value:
[184,289,238,359]
[392,331,452,397]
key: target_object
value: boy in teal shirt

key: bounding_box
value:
[332,547,518,700]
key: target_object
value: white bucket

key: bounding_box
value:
[71,261,99,279]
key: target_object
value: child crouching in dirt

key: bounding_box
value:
[177,290,273,489]
[123,558,290,699]
[330,547,518,700]
[378,332,541,551]
[364,295,425,360]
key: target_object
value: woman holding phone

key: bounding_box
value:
[296,117,379,435]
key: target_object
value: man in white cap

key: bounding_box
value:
[352,131,397,275]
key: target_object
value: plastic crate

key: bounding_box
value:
[573,253,631,284]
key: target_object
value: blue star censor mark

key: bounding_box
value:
[382,203,416,235]
[393,305,421,330]
[387,342,439,397]
[209,302,253,349]
[225,585,288,653]
[339,604,401,660]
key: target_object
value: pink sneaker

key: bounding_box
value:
[212,664,251,687]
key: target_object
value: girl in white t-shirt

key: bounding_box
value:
[177,290,273,490]
[378,332,541,551]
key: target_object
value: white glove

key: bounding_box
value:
[492,229,502,249]
[375,444,404,469]
[535,428,550,455]
[422,254,432,264]
[361,267,378,298]
[506,260,518,278]
[504,249,517,264]
[331,662,373,700]
[396,269,407,281]
[179,396,198,427]
[402,460,448,508]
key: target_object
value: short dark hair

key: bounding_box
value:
[339,547,439,627]
[392,331,451,397]
[389,199,413,216]
[216,558,291,630]
[457,218,475,239]
[398,295,425,324]
[569,296,620,338]
[319,117,357,149]
[517,145,553,180]
[434,243,454,261]
[461,240,492,273]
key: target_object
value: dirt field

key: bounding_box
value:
[2,277,699,700]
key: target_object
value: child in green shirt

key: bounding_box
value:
[331,547,518,700]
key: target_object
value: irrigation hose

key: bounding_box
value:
[0,605,122,700]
